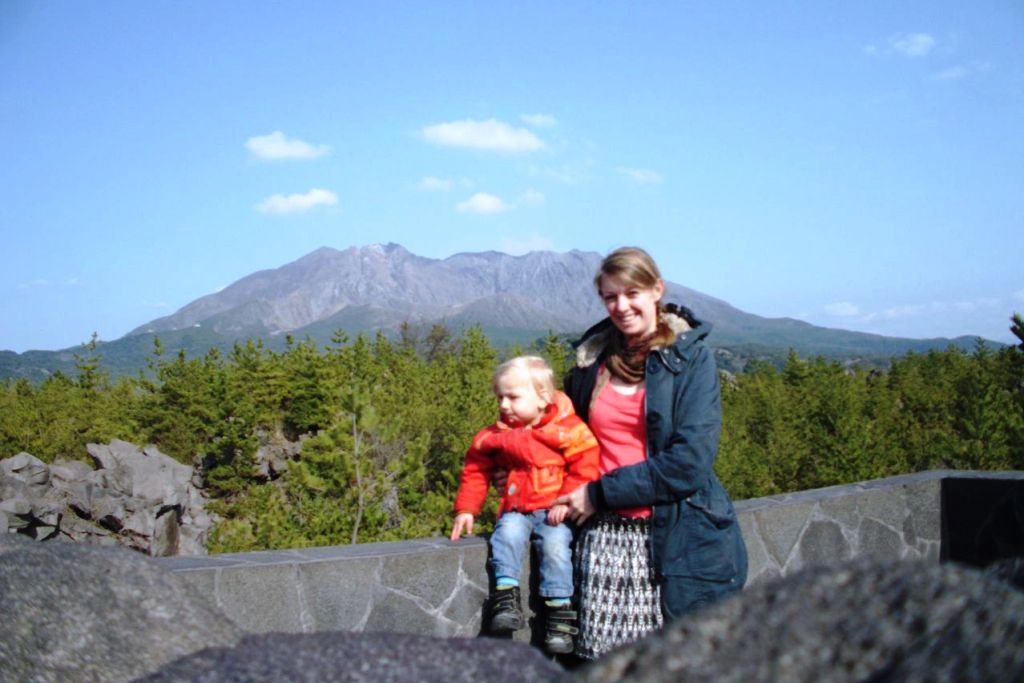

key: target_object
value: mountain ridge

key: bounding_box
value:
[1,244,993,381]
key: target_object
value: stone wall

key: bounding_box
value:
[160,470,1024,640]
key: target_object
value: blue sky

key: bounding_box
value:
[2,1,1022,353]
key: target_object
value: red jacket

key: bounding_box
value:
[454,391,601,515]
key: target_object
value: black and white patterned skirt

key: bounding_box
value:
[574,511,663,660]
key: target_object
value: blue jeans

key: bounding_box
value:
[489,510,573,599]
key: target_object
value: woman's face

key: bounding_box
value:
[599,274,664,340]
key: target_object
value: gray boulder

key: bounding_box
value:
[0,531,242,683]
[134,631,563,683]
[985,556,1024,591]
[571,559,1024,683]
[0,441,217,555]
[1,452,50,491]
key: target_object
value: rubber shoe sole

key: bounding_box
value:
[490,609,524,632]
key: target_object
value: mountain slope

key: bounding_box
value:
[3,244,992,381]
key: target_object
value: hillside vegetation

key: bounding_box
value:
[2,320,1022,554]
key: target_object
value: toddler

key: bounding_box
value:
[450,355,600,653]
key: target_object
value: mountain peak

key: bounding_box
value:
[122,243,991,363]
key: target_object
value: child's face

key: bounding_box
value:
[495,368,549,427]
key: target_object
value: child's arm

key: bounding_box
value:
[452,428,501,523]
[546,504,570,526]
[556,418,602,494]
[450,512,475,540]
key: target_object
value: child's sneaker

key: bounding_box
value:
[544,607,578,654]
[488,586,523,632]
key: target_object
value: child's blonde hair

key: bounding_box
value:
[492,355,556,401]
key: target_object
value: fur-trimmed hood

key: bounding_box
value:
[573,303,711,369]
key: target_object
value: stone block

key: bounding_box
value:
[854,486,909,530]
[798,520,851,569]
[904,479,942,543]
[736,512,775,587]
[457,540,491,590]
[856,517,905,560]
[173,568,218,604]
[379,548,460,609]
[443,572,487,636]
[817,489,864,532]
[217,563,305,633]
[755,502,812,568]
[364,583,454,636]
[298,556,380,631]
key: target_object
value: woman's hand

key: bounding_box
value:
[554,484,596,525]
[450,513,475,541]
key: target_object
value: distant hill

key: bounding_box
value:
[0,244,992,381]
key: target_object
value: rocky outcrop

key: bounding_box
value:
[4,517,1024,683]
[0,440,217,555]
[134,632,563,683]
[253,427,304,480]
[0,532,242,683]
[570,558,1024,683]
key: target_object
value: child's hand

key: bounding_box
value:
[450,513,475,541]
[547,504,569,526]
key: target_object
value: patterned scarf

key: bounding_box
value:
[606,330,656,384]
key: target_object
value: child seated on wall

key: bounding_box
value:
[450,355,600,654]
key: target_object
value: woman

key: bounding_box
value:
[555,246,747,660]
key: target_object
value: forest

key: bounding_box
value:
[1,317,1022,554]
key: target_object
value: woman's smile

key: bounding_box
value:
[599,274,664,340]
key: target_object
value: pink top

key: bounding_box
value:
[589,377,652,519]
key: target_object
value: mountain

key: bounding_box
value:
[1,244,991,381]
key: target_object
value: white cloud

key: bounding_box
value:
[420,176,454,191]
[456,192,512,214]
[422,118,545,153]
[865,32,936,58]
[17,279,49,290]
[501,233,554,255]
[892,33,936,57]
[256,188,338,214]
[528,160,595,186]
[824,302,861,317]
[930,66,970,81]
[864,297,1003,322]
[520,113,557,128]
[520,188,545,206]
[930,62,990,82]
[246,131,330,160]
[618,167,663,184]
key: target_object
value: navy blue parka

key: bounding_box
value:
[564,304,748,618]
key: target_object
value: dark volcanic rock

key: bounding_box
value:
[135,631,563,683]
[985,556,1024,591]
[570,559,1024,683]
[0,532,242,683]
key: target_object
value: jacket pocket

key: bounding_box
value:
[684,487,736,529]
[662,487,740,582]
[531,465,564,494]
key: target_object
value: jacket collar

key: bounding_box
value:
[574,304,710,371]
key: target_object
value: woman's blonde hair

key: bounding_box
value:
[492,355,555,400]
[593,246,663,294]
